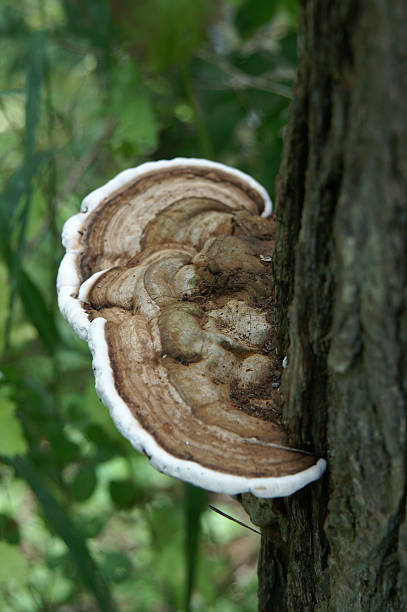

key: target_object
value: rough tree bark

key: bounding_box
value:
[241,1,407,610]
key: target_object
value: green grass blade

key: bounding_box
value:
[25,30,46,158]
[184,483,206,612]
[4,30,49,350]
[0,151,52,257]
[18,267,62,354]
[5,455,117,612]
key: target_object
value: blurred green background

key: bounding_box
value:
[0,0,297,610]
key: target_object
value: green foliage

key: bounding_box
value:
[0,542,28,584]
[108,60,159,157]
[0,393,28,456]
[236,0,297,38]
[18,268,62,354]
[0,0,297,609]
[0,513,21,544]
[7,456,117,612]
[112,0,218,72]
[109,478,147,509]
[184,484,206,612]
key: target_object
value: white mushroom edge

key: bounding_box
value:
[57,157,327,498]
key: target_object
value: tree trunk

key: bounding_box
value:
[241,1,407,610]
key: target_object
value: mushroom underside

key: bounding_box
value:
[58,161,325,495]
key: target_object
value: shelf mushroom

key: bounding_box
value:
[57,158,326,498]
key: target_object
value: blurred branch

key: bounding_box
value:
[197,52,293,98]
[59,116,116,196]
[23,118,116,260]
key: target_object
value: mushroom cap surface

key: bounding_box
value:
[57,158,326,497]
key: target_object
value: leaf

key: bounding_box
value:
[3,30,49,348]
[0,151,51,256]
[0,513,21,545]
[100,551,132,584]
[109,478,146,509]
[84,383,114,428]
[62,0,113,57]
[235,0,297,38]
[69,463,97,502]
[0,5,28,38]
[18,267,62,355]
[0,541,28,584]
[5,456,117,612]
[0,396,28,456]
[109,62,159,156]
[236,0,278,37]
[184,483,206,612]
[112,0,217,71]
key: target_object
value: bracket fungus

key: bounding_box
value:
[57,158,326,498]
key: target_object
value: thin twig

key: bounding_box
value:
[208,504,261,536]
[196,51,293,99]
